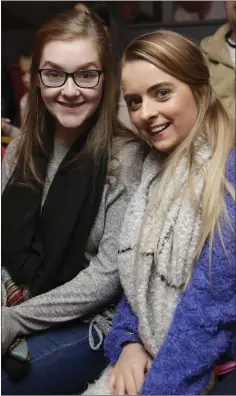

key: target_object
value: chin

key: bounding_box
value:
[153,142,174,153]
[58,118,85,130]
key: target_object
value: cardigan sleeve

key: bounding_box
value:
[141,148,236,395]
[1,141,144,355]
[1,137,20,191]
[104,294,142,364]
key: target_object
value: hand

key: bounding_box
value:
[1,118,11,135]
[108,343,152,395]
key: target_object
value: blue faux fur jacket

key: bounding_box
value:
[104,148,236,395]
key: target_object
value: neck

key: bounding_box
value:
[55,124,86,145]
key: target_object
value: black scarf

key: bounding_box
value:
[2,134,108,297]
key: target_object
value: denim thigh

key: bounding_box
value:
[2,320,108,395]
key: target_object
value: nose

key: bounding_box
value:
[140,98,158,123]
[61,76,80,97]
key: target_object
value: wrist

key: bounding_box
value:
[122,341,143,350]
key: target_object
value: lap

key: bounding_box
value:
[2,320,108,395]
[83,365,113,396]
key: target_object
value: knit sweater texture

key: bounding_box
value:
[1,136,144,355]
[104,147,236,395]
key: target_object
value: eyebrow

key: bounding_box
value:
[147,82,174,93]
[124,93,141,103]
[124,81,175,102]
[41,61,100,69]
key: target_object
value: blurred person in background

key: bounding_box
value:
[1,63,17,128]
[1,63,17,158]
[118,1,154,24]
[174,1,213,21]
[201,1,235,119]
[1,41,33,139]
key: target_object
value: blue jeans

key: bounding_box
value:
[2,320,108,395]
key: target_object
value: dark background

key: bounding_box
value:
[2,1,226,67]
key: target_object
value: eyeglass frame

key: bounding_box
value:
[37,68,103,89]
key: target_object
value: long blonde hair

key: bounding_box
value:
[122,30,235,267]
[13,9,118,185]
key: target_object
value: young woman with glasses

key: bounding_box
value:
[1,9,144,395]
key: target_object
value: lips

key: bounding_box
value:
[57,101,85,108]
[149,122,171,135]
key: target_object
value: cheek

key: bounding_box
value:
[40,88,57,109]
[129,112,140,127]
[88,89,103,106]
[173,96,197,131]
[184,100,197,131]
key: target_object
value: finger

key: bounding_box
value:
[132,365,145,393]
[146,357,152,371]
[115,374,125,396]
[108,372,116,392]
[125,371,138,395]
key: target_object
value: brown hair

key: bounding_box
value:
[13,9,118,185]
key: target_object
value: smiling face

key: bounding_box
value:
[122,60,198,153]
[38,38,104,142]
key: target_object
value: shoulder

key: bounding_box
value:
[1,136,21,191]
[110,135,145,188]
[201,24,229,51]
[116,139,144,166]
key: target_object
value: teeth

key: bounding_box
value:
[63,104,79,107]
[59,102,81,107]
[150,123,169,134]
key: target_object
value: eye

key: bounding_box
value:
[126,97,142,111]
[79,71,97,80]
[156,90,170,100]
[44,70,63,78]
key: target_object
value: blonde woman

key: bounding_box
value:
[84,30,236,395]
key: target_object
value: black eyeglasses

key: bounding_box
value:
[38,69,103,88]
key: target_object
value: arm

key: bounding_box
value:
[2,141,144,354]
[141,149,236,395]
[104,294,142,364]
[105,294,152,396]
[1,119,21,139]
[1,137,20,191]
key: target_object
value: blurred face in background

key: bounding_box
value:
[74,2,90,13]
[19,55,32,91]
[119,1,139,23]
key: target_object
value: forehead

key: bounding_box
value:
[40,38,101,69]
[121,60,178,93]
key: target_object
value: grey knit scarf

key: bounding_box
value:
[118,144,212,357]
